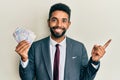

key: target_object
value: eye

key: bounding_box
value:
[62,18,68,23]
[50,17,57,22]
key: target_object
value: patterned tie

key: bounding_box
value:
[53,44,60,80]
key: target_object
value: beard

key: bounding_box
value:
[50,26,66,38]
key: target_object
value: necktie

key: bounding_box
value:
[53,44,60,80]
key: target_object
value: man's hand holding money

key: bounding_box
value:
[15,40,30,62]
[13,27,36,62]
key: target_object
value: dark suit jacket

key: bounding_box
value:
[19,36,99,80]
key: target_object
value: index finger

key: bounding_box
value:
[103,39,112,49]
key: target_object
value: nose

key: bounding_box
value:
[57,21,62,27]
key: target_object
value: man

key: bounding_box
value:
[15,3,111,80]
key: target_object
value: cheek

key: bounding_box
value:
[49,22,57,27]
[65,24,69,29]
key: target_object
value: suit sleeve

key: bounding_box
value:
[19,43,35,80]
[80,44,100,80]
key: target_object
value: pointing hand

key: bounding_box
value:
[91,39,112,62]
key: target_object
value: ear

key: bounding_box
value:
[47,19,50,27]
[67,21,71,29]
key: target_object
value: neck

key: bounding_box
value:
[51,35,65,43]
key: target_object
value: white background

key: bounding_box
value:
[0,0,120,80]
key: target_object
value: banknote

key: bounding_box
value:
[13,27,36,44]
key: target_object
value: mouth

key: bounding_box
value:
[52,27,65,33]
[54,28,63,33]
[50,26,66,38]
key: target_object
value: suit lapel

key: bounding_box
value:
[64,37,73,80]
[42,37,52,80]
[41,37,73,80]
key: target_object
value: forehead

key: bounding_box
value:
[51,10,69,19]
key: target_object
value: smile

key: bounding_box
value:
[54,28,63,33]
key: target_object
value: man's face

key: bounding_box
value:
[48,10,71,38]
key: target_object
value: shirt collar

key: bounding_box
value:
[50,36,66,47]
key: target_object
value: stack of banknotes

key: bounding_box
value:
[13,27,36,44]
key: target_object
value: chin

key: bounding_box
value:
[50,28,66,38]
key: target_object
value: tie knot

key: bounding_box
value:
[56,44,59,47]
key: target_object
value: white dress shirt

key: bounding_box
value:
[50,37,66,80]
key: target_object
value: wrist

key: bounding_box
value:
[21,57,28,62]
[90,57,100,65]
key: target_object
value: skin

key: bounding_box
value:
[48,10,71,43]
[15,40,30,62]
[15,10,111,62]
[91,39,111,61]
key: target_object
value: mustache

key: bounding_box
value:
[51,26,66,30]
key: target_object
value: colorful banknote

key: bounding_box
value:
[13,27,36,44]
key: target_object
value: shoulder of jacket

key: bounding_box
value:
[32,36,49,46]
[66,37,84,46]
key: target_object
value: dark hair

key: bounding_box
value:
[48,3,71,21]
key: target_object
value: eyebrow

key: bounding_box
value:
[51,17,68,20]
[51,17,57,20]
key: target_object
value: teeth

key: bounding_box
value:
[55,29,62,32]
